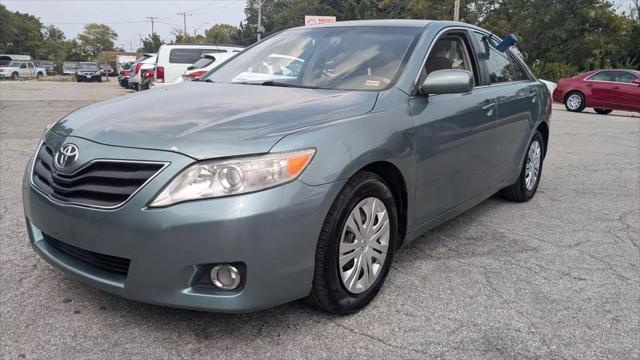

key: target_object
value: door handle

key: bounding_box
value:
[529,92,537,103]
[481,102,495,116]
[481,102,495,110]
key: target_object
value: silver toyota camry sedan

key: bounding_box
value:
[23,20,550,314]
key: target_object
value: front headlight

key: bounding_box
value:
[149,149,316,207]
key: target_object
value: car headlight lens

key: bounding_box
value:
[149,149,316,207]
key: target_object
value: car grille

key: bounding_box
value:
[44,234,131,275]
[31,143,165,208]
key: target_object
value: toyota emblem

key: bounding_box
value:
[54,143,79,170]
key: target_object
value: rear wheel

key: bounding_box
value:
[307,171,398,314]
[594,108,612,115]
[36,72,43,80]
[500,131,545,202]
[564,91,585,112]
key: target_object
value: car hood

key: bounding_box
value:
[1,67,19,71]
[51,82,378,159]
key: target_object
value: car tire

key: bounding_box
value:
[307,171,398,314]
[594,108,612,115]
[500,131,545,202]
[564,91,585,112]
[36,72,43,80]
[11,72,18,80]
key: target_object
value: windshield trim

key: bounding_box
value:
[203,26,423,92]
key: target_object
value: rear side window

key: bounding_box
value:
[588,71,616,82]
[474,32,528,84]
[169,49,206,64]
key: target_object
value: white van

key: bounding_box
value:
[151,44,243,88]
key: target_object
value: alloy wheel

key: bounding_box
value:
[566,94,582,111]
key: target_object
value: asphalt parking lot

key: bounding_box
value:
[1,80,638,359]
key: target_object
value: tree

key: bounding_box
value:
[138,33,163,53]
[0,4,44,57]
[204,24,241,45]
[77,23,118,59]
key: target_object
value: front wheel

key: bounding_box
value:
[594,108,612,115]
[564,91,585,112]
[10,72,18,80]
[307,171,398,314]
[500,131,545,202]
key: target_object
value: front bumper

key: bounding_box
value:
[23,135,343,312]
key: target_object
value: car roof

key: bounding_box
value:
[291,19,487,29]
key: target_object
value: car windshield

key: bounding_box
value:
[205,26,421,91]
[79,63,98,70]
[192,57,215,69]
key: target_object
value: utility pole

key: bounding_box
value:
[256,0,263,42]
[177,11,192,42]
[146,16,158,35]
[453,0,461,21]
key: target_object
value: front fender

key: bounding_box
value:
[270,88,416,227]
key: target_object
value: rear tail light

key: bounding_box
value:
[156,66,164,83]
[134,63,142,74]
[143,70,154,79]
[122,70,130,76]
[187,70,207,79]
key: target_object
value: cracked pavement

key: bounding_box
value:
[1,81,639,359]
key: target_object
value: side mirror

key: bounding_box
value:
[633,78,640,86]
[187,66,194,70]
[420,69,473,95]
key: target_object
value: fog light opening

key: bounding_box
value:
[210,264,241,290]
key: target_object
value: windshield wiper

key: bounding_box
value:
[260,81,320,89]
[192,78,213,82]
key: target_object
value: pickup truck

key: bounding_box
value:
[0,61,46,80]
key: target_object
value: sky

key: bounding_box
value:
[1,0,636,52]
[1,0,248,51]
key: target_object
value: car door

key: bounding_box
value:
[27,62,35,77]
[19,63,29,77]
[613,71,640,112]
[409,30,499,224]
[472,32,539,183]
[584,71,624,108]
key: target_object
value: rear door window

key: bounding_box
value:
[169,49,206,64]
[474,32,528,84]
[613,72,638,84]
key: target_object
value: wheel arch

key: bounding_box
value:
[536,121,549,159]
[358,161,409,249]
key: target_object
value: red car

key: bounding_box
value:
[553,69,640,114]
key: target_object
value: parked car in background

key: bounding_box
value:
[140,68,155,90]
[553,69,640,113]
[62,61,78,75]
[175,52,236,83]
[0,61,46,80]
[151,44,244,88]
[24,20,551,314]
[75,62,102,82]
[35,60,56,75]
[128,55,156,91]
[539,79,556,96]
[118,62,134,88]
[100,64,114,76]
